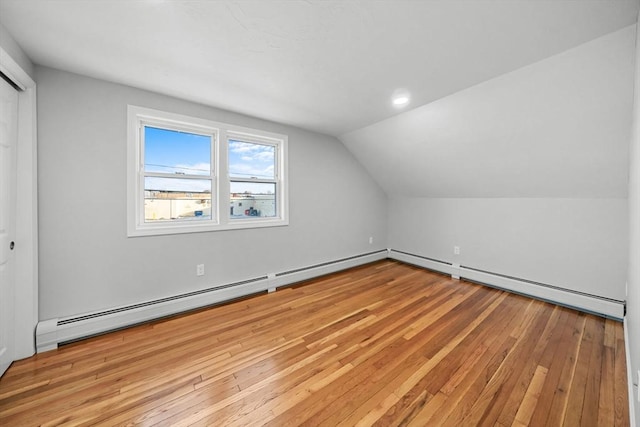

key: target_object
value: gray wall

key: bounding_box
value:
[0,22,38,359]
[0,22,34,79]
[340,26,634,305]
[340,26,635,199]
[388,197,628,300]
[626,16,640,423]
[36,66,388,320]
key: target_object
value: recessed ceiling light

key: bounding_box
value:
[392,95,410,106]
[391,90,410,107]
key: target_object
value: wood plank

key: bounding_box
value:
[614,321,630,427]
[424,335,519,425]
[495,306,569,425]
[563,314,598,426]
[0,260,628,426]
[458,300,554,426]
[511,364,549,426]
[582,314,605,423]
[530,312,586,425]
[374,290,521,425]
[339,291,509,426]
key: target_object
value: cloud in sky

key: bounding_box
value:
[229,140,275,179]
[145,140,276,193]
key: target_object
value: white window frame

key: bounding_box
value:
[227,132,282,220]
[127,105,289,237]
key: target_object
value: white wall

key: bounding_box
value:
[0,23,38,359]
[339,26,635,310]
[389,197,627,301]
[36,66,387,320]
[626,16,640,423]
[341,26,635,199]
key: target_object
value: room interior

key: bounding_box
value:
[0,0,639,424]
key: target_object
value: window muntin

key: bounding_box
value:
[228,138,278,220]
[128,106,288,236]
[141,123,214,225]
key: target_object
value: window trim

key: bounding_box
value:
[127,105,289,237]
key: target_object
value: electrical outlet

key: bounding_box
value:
[196,264,205,276]
[369,236,373,244]
[454,246,460,255]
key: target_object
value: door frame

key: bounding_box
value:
[0,45,38,359]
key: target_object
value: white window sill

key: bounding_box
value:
[127,217,289,237]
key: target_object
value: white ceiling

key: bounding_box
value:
[0,0,638,137]
[340,25,636,198]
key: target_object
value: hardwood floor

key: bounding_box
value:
[0,260,629,426]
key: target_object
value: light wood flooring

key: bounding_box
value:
[0,260,629,426]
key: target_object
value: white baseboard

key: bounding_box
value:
[460,267,624,319]
[269,250,388,288]
[624,317,638,427]
[35,250,388,353]
[388,249,455,276]
[36,248,624,353]
[388,249,624,319]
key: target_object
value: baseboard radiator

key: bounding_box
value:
[35,250,389,352]
[36,248,625,352]
[388,249,625,320]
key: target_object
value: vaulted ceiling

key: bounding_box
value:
[1,0,638,198]
[341,25,636,197]
[0,0,637,136]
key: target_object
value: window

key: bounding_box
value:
[143,126,214,223]
[128,106,288,236]
[228,139,277,219]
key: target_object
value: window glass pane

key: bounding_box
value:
[228,140,275,179]
[144,177,212,222]
[230,182,276,218]
[144,126,211,176]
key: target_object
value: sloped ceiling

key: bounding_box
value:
[340,25,636,198]
[0,1,637,199]
[0,0,637,137]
